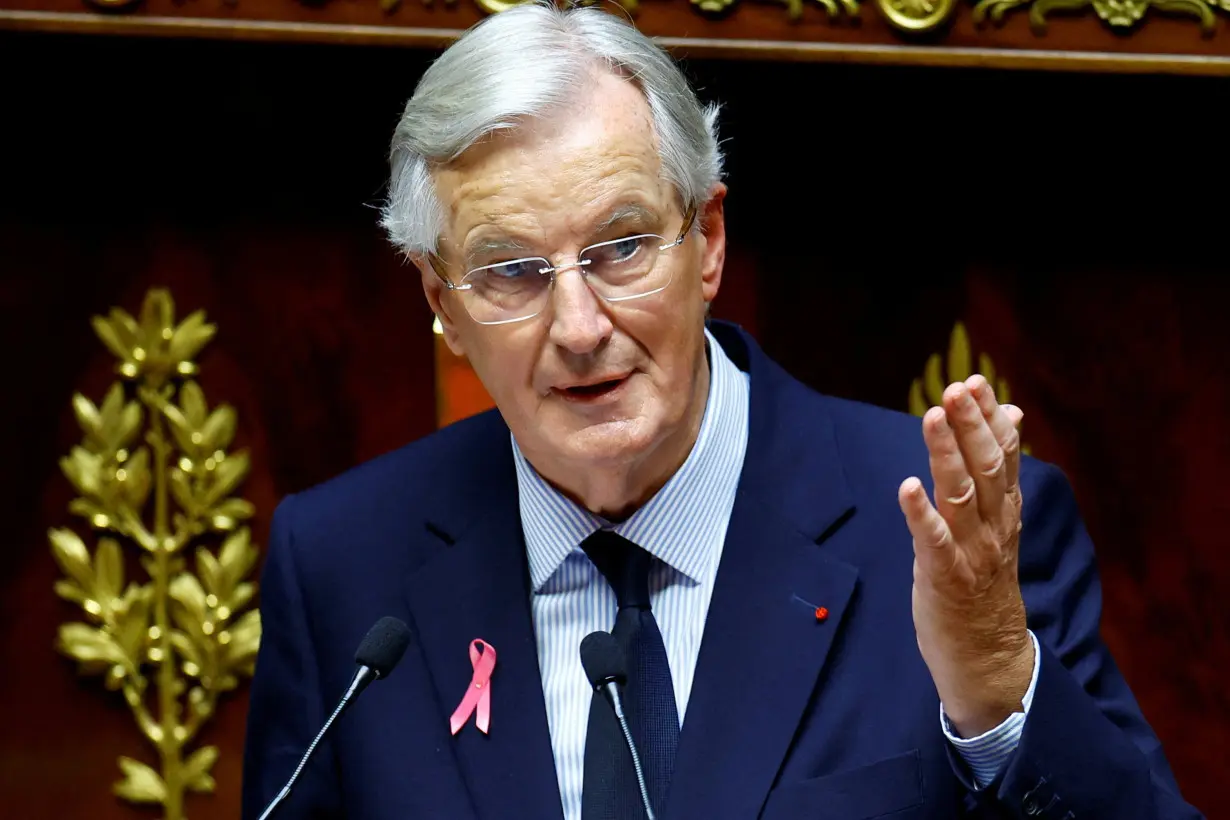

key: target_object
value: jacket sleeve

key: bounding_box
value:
[953,461,1204,820]
[242,493,345,819]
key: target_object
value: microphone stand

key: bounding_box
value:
[598,679,656,820]
[257,666,376,820]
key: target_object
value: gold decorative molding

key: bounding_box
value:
[876,0,957,31]
[374,0,857,20]
[50,288,260,820]
[69,0,1230,37]
[83,0,856,22]
[375,0,639,15]
[375,0,1227,37]
[726,0,862,20]
[973,0,1227,33]
[3,14,1226,76]
[909,321,1031,455]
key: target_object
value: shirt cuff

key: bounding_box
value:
[940,629,1041,790]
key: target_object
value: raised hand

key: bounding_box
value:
[898,374,1034,737]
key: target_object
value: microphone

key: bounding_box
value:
[257,616,413,820]
[580,631,656,820]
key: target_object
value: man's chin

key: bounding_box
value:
[558,417,656,467]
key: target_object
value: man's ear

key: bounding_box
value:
[698,183,727,304]
[414,254,467,357]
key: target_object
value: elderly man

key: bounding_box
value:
[242,3,1201,819]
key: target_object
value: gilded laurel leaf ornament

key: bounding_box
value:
[51,287,261,820]
[91,294,215,385]
[972,0,1222,33]
[909,321,1031,456]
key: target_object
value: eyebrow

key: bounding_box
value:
[592,203,659,235]
[462,236,535,267]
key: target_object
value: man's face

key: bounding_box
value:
[420,71,726,489]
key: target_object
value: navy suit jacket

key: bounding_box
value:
[242,321,1202,820]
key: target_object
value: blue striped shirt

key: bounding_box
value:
[512,328,1036,819]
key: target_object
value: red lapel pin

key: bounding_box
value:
[814,607,829,622]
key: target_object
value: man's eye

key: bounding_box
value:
[486,260,540,279]
[585,236,648,266]
[607,237,644,262]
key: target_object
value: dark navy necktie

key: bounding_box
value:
[580,529,680,820]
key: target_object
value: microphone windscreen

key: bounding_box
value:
[580,631,627,688]
[355,616,412,677]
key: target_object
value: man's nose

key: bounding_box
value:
[547,267,612,355]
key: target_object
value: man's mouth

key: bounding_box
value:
[554,375,631,402]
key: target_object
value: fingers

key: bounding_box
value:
[898,477,955,574]
[943,378,1006,522]
[922,406,981,540]
[968,376,1023,498]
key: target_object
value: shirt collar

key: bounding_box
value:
[513,327,749,592]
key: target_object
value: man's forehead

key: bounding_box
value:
[432,73,669,249]
[437,157,668,253]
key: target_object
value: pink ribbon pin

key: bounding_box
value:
[450,639,496,735]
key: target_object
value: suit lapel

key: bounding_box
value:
[664,323,863,820]
[403,436,564,820]
[664,492,859,820]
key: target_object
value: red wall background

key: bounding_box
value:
[0,31,1225,818]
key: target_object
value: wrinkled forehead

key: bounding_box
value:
[432,72,677,257]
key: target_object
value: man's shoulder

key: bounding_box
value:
[762,361,1059,498]
[770,369,932,474]
[272,408,509,549]
[814,391,927,449]
[298,407,505,500]
[809,389,1062,501]
[714,320,932,468]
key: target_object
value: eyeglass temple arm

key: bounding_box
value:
[661,204,699,249]
[428,254,465,291]
[679,204,698,238]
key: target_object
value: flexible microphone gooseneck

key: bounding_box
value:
[580,630,656,820]
[257,616,413,820]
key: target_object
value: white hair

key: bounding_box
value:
[379,0,724,257]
